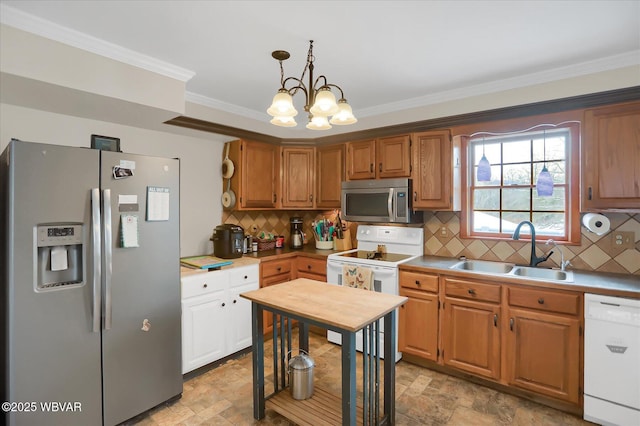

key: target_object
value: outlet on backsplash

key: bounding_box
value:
[610,231,634,250]
[440,227,450,238]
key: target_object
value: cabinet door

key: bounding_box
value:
[261,272,292,335]
[442,297,501,379]
[316,144,345,208]
[582,101,640,210]
[412,130,454,209]
[281,147,315,208]
[377,135,411,178]
[399,288,439,361]
[240,140,280,209]
[346,139,376,180]
[181,289,227,373]
[505,307,580,404]
[228,280,259,354]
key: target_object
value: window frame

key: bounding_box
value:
[460,122,581,244]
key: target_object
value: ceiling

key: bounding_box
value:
[1,1,639,139]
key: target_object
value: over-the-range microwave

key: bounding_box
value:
[341,178,423,224]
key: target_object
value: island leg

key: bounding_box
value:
[383,310,396,423]
[342,330,357,425]
[251,302,265,420]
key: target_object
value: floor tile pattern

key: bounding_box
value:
[130,335,593,426]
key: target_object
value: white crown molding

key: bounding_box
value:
[187,50,640,122]
[358,50,640,118]
[0,4,195,82]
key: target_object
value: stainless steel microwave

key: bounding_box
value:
[341,178,423,224]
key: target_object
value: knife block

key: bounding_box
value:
[333,229,352,251]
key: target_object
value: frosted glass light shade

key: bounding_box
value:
[536,166,554,196]
[306,115,332,130]
[329,100,357,125]
[476,155,491,181]
[309,88,339,116]
[270,115,297,127]
[267,90,298,117]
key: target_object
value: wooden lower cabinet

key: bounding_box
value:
[504,286,582,405]
[398,268,583,412]
[295,256,327,281]
[442,296,501,380]
[399,288,439,361]
[260,258,293,335]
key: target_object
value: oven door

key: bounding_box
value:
[326,260,398,294]
[326,259,401,361]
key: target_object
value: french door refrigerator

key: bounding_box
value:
[1,139,182,426]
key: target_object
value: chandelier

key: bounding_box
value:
[267,40,357,130]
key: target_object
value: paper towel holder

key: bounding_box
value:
[582,213,611,235]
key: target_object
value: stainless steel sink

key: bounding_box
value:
[450,260,514,274]
[510,266,574,282]
[450,259,574,283]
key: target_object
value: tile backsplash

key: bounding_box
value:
[223,211,640,276]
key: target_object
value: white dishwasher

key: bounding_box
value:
[584,293,640,426]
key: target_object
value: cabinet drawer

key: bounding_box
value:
[229,265,259,285]
[181,271,228,299]
[508,286,580,316]
[296,256,326,276]
[261,259,292,278]
[444,277,500,303]
[400,271,438,293]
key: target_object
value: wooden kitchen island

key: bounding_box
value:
[240,278,407,426]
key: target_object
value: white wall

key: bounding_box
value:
[1,103,225,257]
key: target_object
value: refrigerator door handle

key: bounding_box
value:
[91,188,102,333]
[103,188,113,330]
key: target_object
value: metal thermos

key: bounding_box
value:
[288,350,314,400]
[290,217,303,249]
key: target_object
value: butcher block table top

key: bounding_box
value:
[240,278,408,332]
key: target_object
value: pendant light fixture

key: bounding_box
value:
[536,130,554,196]
[476,139,491,182]
[267,40,357,130]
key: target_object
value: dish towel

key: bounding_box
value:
[342,265,374,291]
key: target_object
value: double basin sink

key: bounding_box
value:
[450,259,574,283]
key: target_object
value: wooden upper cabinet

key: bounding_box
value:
[582,101,640,211]
[346,135,411,180]
[315,144,345,209]
[226,140,280,210]
[281,147,315,209]
[411,130,460,211]
[346,139,376,180]
[377,135,412,178]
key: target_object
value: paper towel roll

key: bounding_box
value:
[582,213,611,235]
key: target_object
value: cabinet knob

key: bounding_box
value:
[468,289,476,295]
[310,194,313,202]
[203,283,208,288]
[494,314,498,327]
[307,265,312,269]
[233,299,237,304]
[538,298,545,304]
[277,266,282,272]
[273,193,277,203]
[370,163,374,173]
[379,163,382,172]
[415,280,421,286]
[509,318,514,331]
[221,302,226,307]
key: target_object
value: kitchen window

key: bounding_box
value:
[461,122,580,243]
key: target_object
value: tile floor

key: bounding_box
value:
[131,334,593,425]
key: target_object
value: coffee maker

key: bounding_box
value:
[290,217,304,249]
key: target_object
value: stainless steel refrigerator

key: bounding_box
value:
[1,139,182,425]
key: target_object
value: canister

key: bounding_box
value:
[288,350,315,400]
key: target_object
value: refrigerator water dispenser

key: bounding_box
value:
[35,224,84,290]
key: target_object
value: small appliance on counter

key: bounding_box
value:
[290,217,304,249]
[211,224,244,258]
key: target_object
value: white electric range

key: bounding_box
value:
[326,224,424,361]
